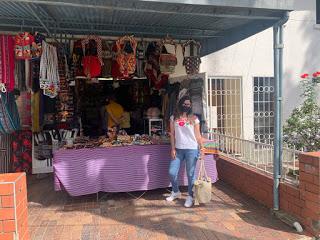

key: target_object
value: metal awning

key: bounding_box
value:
[0,0,294,56]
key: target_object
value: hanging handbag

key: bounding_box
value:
[182,40,201,75]
[193,158,212,205]
[159,37,177,75]
[116,35,137,78]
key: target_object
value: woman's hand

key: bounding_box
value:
[171,149,176,160]
[199,147,205,160]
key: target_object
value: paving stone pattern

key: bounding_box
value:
[27,175,312,240]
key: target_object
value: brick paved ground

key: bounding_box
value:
[27,175,311,240]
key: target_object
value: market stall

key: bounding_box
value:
[54,145,218,196]
[0,27,219,197]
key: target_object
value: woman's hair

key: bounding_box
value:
[173,95,193,120]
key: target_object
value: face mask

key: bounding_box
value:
[181,106,191,113]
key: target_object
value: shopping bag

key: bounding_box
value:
[193,158,212,205]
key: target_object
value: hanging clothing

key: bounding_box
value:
[101,40,112,77]
[31,91,40,132]
[0,92,21,134]
[14,60,26,91]
[144,42,169,90]
[16,91,32,129]
[136,41,146,78]
[81,35,103,65]
[14,32,34,60]
[11,130,32,173]
[0,35,15,92]
[31,59,40,92]
[39,41,60,98]
[115,36,137,79]
[31,32,45,59]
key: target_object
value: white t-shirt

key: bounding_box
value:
[170,115,200,149]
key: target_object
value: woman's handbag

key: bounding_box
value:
[159,37,177,74]
[193,158,212,205]
[182,40,201,75]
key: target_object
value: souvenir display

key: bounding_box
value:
[115,35,137,79]
[15,32,34,60]
[39,41,60,98]
[182,40,201,75]
[0,92,21,134]
[144,42,169,90]
[159,37,177,75]
[81,35,103,78]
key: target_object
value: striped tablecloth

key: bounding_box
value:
[53,145,218,196]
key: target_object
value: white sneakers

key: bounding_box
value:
[166,191,181,202]
[184,196,193,208]
[166,191,194,208]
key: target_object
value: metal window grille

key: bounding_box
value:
[253,77,275,144]
[206,76,243,137]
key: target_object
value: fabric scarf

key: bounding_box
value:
[39,41,60,98]
[0,35,15,92]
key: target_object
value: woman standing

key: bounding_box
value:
[166,95,204,207]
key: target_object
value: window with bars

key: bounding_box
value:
[253,77,275,143]
[207,77,242,137]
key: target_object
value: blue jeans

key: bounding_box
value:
[169,149,199,196]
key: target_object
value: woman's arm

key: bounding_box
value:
[169,118,176,159]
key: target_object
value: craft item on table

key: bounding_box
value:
[115,35,137,79]
[14,32,34,60]
[182,39,201,75]
[39,41,60,98]
[0,35,15,92]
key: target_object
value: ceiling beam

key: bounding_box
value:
[0,23,222,39]
[137,0,295,11]
[3,0,283,20]
[0,16,219,35]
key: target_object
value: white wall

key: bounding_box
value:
[200,0,320,140]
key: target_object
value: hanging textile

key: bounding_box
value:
[0,92,21,134]
[11,130,32,173]
[39,41,60,98]
[0,35,15,93]
[14,60,26,91]
[136,41,146,78]
[101,40,112,77]
[159,37,177,75]
[16,91,32,129]
[31,91,40,132]
[182,40,201,75]
[14,32,34,60]
[81,35,103,78]
[144,42,169,90]
[31,32,45,59]
[31,59,40,92]
[115,35,137,79]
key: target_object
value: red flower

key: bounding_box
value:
[301,73,309,79]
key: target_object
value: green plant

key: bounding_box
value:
[283,72,320,152]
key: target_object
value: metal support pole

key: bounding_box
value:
[273,12,289,211]
[273,24,280,211]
